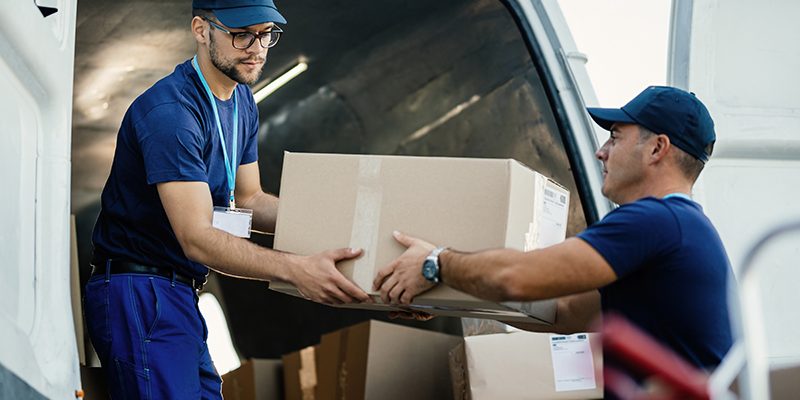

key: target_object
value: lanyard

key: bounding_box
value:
[192,56,238,208]
[663,193,692,201]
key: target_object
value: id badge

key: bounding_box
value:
[212,206,253,238]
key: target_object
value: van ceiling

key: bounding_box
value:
[72,0,586,357]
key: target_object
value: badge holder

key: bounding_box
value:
[212,206,253,238]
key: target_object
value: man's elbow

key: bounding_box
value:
[181,242,205,264]
[174,227,211,264]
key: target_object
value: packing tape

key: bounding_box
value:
[349,156,383,290]
[524,174,547,252]
[299,346,317,399]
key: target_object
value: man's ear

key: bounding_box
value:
[650,134,671,163]
[191,16,209,45]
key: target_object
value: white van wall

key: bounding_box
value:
[0,1,80,398]
[670,0,800,366]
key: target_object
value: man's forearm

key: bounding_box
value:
[239,191,279,232]
[183,224,297,281]
[439,239,614,302]
[439,248,523,302]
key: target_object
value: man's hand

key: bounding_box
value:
[289,248,371,305]
[373,231,437,305]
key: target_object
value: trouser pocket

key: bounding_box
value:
[142,278,162,338]
[84,276,110,361]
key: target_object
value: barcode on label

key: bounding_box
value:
[545,189,567,205]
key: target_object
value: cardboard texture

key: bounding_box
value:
[283,347,319,400]
[448,342,469,400]
[283,320,460,400]
[222,359,283,400]
[450,331,603,400]
[272,152,570,324]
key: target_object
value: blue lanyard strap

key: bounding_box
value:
[192,56,238,207]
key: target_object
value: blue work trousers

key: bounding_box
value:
[84,268,222,399]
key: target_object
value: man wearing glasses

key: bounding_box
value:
[85,1,369,398]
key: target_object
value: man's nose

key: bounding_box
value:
[244,39,265,55]
[596,143,608,160]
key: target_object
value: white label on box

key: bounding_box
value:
[539,185,568,247]
[549,333,597,392]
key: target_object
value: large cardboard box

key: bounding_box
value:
[450,331,603,399]
[271,152,570,324]
[283,320,461,400]
[221,359,283,400]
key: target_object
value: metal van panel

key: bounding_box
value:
[509,0,613,221]
[0,0,79,398]
[0,68,38,333]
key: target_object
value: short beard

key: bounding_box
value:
[208,33,263,85]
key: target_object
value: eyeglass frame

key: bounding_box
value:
[202,16,283,49]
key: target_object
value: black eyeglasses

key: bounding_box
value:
[203,17,282,49]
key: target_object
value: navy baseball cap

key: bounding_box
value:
[587,86,716,162]
[192,0,287,28]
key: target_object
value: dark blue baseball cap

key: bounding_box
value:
[587,86,716,162]
[192,0,286,28]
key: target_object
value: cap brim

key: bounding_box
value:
[587,107,636,131]
[214,6,287,28]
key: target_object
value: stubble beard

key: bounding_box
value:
[209,34,263,86]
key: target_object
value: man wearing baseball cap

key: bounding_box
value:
[374,86,734,374]
[85,1,369,398]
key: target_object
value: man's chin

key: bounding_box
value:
[600,185,612,200]
[235,67,263,85]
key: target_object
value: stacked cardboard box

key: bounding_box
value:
[271,152,570,324]
[450,331,603,399]
[221,359,283,400]
[282,346,318,400]
[283,320,460,400]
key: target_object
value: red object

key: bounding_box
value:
[599,313,711,400]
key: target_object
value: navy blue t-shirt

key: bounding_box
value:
[578,196,733,369]
[92,59,260,280]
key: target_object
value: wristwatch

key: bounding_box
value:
[422,247,447,284]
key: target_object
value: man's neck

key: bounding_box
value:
[618,182,693,204]
[196,52,237,100]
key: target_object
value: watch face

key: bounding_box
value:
[422,259,437,280]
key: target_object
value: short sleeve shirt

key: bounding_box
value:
[91,60,260,279]
[578,196,734,369]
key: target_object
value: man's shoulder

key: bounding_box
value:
[130,61,201,117]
